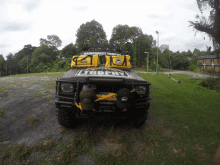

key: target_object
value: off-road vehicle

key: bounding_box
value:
[55,44,151,128]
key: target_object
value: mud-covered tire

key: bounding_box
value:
[56,107,78,128]
[127,102,150,128]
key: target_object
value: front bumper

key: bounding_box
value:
[55,95,151,114]
[55,76,151,115]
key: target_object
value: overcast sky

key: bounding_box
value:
[0,0,213,59]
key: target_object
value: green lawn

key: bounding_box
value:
[141,73,220,164]
[0,73,220,165]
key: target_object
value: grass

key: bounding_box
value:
[27,116,41,127]
[44,90,49,93]
[32,92,44,97]
[0,110,7,122]
[0,87,7,93]
[0,110,7,116]
[0,73,220,164]
[7,82,23,86]
[135,68,174,73]
[41,83,55,89]
[47,96,51,100]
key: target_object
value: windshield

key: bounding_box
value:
[82,52,122,56]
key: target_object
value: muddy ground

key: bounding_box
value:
[0,75,166,164]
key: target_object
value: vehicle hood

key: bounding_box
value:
[61,66,146,81]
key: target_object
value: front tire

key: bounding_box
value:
[56,107,78,128]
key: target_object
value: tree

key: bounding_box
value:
[199,51,207,56]
[17,57,28,73]
[162,49,172,68]
[135,34,152,66]
[40,35,62,60]
[40,34,62,48]
[110,25,141,46]
[0,54,5,76]
[13,44,37,74]
[29,46,53,73]
[172,52,190,70]
[75,19,108,52]
[129,26,143,41]
[109,25,143,50]
[211,48,220,55]
[188,0,220,50]
[186,49,193,57]
[6,53,14,75]
[61,43,77,58]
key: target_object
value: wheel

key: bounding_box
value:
[56,107,78,128]
[127,102,150,128]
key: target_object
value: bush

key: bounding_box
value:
[199,77,220,91]
[194,67,200,73]
[57,60,66,69]
[189,64,197,71]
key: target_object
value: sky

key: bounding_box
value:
[0,0,214,59]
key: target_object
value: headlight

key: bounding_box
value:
[61,83,73,92]
[135,86,146,95]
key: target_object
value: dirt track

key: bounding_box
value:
[0,76,61,147]
[137,69,219,79]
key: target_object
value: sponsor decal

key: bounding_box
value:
[76,68,132,78]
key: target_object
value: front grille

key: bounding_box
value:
[96,85,131,93]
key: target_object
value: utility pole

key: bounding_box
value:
[144,52,149,72]
[168,45,171,70]
[156,31,159,75]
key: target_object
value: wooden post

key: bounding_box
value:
[171,78,181,83]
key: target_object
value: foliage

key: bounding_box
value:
[149,59,162,72]
[211,48,220,55]
[189,64,197,71]
[17,57,28,73]
[29,45,55,73]
[13,44,37,74]
[188,0,220,50]
[197,61,203,71]
[0,54,6,76]
[171,53,190,70]
[61,43,77,58]
[6,53,15,75]
[200,77,220,92]
[40,34,62,48]
[135,34,153,66]
[192,48,200,56]
[110,25,143,47]
[75,19,108,52]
